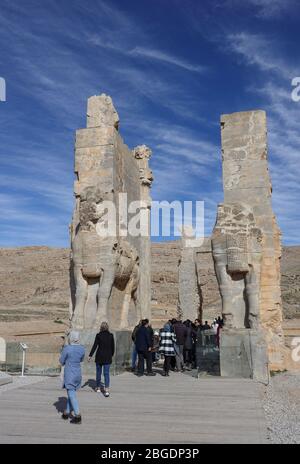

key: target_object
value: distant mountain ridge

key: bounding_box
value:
[0,243,299,323]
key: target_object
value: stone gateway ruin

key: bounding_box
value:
[69,94,153,338]
[212,110,286,379]
[68,94,292,378]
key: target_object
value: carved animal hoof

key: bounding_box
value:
[119,323,128,330]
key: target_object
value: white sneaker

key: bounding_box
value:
[104,391,110,398]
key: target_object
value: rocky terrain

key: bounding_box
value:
[0,247,70,323]
[261,371,300,443]
[0,243,299,325]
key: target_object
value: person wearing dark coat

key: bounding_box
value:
[203,321,211,331]
[135,319,156,377]
[146,321,154,347]
[183,320,193,369]
[88,322,115,397]
[131,320,142,372]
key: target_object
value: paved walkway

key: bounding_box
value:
[0,371,269,444]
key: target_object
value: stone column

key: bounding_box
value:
[178,230,201,322]
[213,110,285,373]
[133,145,153,321]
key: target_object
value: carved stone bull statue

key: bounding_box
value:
[212,202,263,330]
[70,186,140,330]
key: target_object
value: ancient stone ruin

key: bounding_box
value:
[178,229,201,322]
[177,110,288,377]
[178,232,213,322]
[69,94,153,333]
[212,110,285,375]
[68,96,291,377]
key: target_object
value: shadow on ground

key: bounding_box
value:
[53,396,67,414]
[82,379,97,390]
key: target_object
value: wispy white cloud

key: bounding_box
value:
[0,193,69,247]
[129,47,206,73]
[88,35,206,74]
[226,32,297,80]
[245,0,296,19]
[220,0,297,20]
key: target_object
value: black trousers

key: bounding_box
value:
[137,350,152,374]
[163,355,174,373]
[170,355,176,369]
[184,349,193,364]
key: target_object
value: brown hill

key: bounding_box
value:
[0,243,299,324]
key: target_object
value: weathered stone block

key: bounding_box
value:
[220,328,269,384]
[75,127,115,148]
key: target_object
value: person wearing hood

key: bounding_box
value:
[159,322,177,376]
[59,331,85,424]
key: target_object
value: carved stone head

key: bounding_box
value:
[133,145,152,160]
[79,186,106,230]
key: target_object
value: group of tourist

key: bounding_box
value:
[131,317,224,377]
[59,317,223,424]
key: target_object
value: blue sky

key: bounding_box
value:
[0,0,300,247]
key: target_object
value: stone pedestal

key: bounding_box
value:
[79,330,132,376]
[0,337,6,364]
[220,328,269,384]
[0,371,12,386]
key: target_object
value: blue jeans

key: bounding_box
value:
[96,363,111,388]
[66,389,80,416]
[131,344,137,369]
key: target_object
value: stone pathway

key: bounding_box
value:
[0,371,268,444]
[0,374,45,394]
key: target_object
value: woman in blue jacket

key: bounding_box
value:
[60,331,85,424]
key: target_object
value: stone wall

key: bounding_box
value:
[70,94,153,331]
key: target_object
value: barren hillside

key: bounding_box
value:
[0,243,299,323]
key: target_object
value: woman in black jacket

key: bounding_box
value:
[88,322,115,397]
